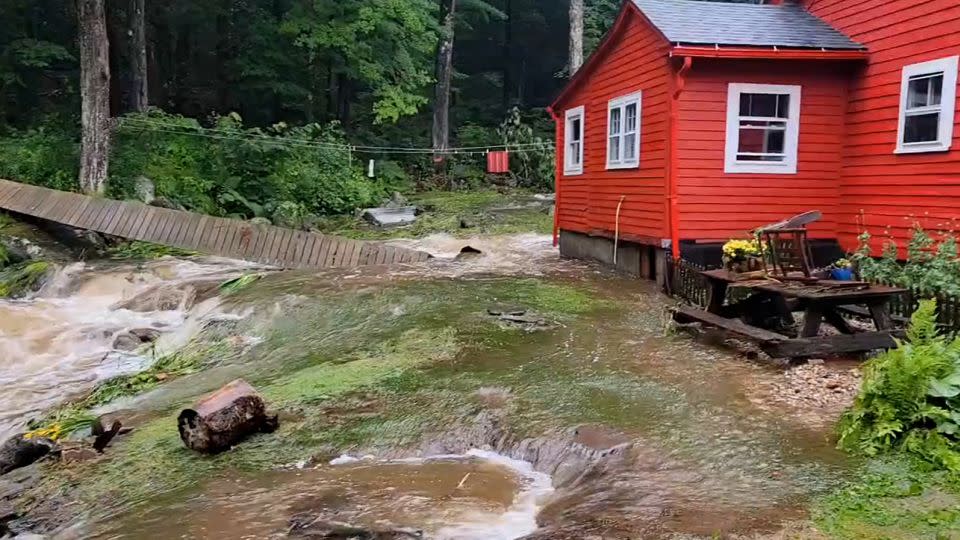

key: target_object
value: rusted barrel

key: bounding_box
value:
[177,379,278,454]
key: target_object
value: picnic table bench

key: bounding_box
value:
[674,269,906,358]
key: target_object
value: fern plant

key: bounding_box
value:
[839,300,960,470]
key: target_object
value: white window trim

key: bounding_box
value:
[606,91,642,170]
[895,55,958,154]
[564,106,585,176]
[724,83,802,175]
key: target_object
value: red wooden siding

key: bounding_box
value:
[554,8,672,244]
[675,61,849,242]
[805,0,960,251]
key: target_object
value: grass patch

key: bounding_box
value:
[313,189,552,240]
[108,241,197,260]
[814,455,960,539]
[0,260,51,298]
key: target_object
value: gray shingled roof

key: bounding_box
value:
[632,0,864,50]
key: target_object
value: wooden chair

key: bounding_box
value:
[756,211,821,279]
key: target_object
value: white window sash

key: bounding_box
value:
[724,83,801,175]
[606,92,642,170]
[896,55,958,154]
[564,106,585,176]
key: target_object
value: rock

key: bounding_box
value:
[149,197,186,211]
[0,239,31,265]
[382,192,409,209]
[454,246,483,260]
[533,193,556,202]
[459,217,475,229]
[361,207,418,228]
[0,436,58,476]
[59,445,99,465]
[178,379,279,454]
[287,516,423,539]
[111,333,141,351]
[134,176,155,205]
[130,328,162,343]
[250,217,272,227]
[487,305,527,317]
[0,501,16,537]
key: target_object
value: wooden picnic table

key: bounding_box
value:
[674,269,907,358]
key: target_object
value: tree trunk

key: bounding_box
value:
[569,0,584,75]
[432,0,457,178]
[502,0,513,110]
[78,0,112,195]
[128,0,148,112]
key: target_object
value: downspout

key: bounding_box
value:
[668,56,693,260]
[547,106,562,247]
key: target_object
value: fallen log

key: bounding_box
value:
[178,379,279,454]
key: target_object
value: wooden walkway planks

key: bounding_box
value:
[0,179,430,270]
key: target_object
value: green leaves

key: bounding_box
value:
[839,299,960,471]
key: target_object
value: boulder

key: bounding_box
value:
[149,197,187,211]
[0,239,31,265]
[0,501,16,537]
[250,217,272,227]
[454,246,483,261]
[361,207,418,228]
[178,380,279,454]
[112,328,162,351]
[287,516,423,539]
[0,436,58,476]
[134,176,156,205]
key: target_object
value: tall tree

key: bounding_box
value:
[78,0,111,194]
[127,0,148,112]
[432,0,457,157]
[569,0,584,74]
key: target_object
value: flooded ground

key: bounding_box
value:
[2,233,857,539]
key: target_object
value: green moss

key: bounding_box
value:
[0,260,51,298]
[814,455,960,539]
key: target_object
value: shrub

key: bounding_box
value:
[839,299,960,471]
[0,126,78,191]
[855,226,960,296]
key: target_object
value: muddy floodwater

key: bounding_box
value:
[1,233,854,539]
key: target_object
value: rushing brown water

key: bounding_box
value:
[4,234,855,539]
[95,451,553,540]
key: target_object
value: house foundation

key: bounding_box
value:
[558,230,662,282]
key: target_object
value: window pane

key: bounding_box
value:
[740,93,782,118]
[930,74,943,106]
[907,77,932,108]
[569,141,581,165]
[903,112,941,143]
[738,121,786,159]
[571,118,582,142]
[609,108,621,135]
[609,136,621,162]
[625,104,638,133]
[624,133,637,161]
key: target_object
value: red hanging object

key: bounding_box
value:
[486,151,510,174]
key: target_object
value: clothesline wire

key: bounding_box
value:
[119,117,553,155]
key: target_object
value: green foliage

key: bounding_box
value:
[855,226,960,296]
[219,273,263,295]
[497,107,555,190]
[0,260,50,298]
[111,112,388,218]
[839,300,960,471]
[0,126,79,192]
[0,242,8,268]
[108,241,197,261]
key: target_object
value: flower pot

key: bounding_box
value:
[831,268,855,281]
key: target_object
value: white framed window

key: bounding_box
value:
[895,55,958,154]
[724,83,802,174]
[606,92,642,169]
[564,106,585,176]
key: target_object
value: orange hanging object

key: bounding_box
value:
[486,151,510,174]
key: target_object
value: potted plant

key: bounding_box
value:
[722,239,763,273]
[831,258,855,281]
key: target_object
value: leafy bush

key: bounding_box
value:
[855,226,960,295]
[0,260,51,298]
[498,107,555,191]
[839,300,960,471]
[0,126,78,191]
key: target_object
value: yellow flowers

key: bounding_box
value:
[722,239,762,261]
[24,424,64,441]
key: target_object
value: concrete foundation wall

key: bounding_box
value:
[559,230,660,280]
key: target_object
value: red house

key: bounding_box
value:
[550,0,960,279]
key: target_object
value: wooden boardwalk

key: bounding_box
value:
[0,179,430,269]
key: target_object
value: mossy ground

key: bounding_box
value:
[313,189,553,240]
[813,455,960,539]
